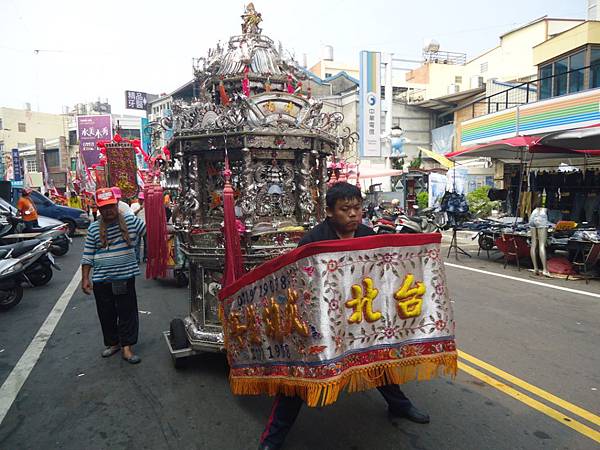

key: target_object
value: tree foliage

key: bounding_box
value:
[417,191,429,209]
[466,186,499,218]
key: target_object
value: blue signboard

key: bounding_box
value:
[163,109,174,141]
[359,51,381,157]
[140,117,151,154]
[11,148,22,182]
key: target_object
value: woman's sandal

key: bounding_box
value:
[101,346,120,358]
[122,354,141,364]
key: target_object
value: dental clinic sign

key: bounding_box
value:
[359,51,381,157]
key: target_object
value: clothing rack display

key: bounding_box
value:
[507,165,600,226]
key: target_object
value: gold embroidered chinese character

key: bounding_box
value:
[264,101,276,112]
[245,304,263,345]
[228,311,248,346]
[285,289,309,337]
[345,277,382,324]
[394,274,425,319]
[263,297,285,341]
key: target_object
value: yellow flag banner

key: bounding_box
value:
[219,233,457,407]
[418,146,455,169]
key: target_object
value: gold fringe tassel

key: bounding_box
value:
[229,352,457,407]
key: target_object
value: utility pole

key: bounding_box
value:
[33,50,41,112]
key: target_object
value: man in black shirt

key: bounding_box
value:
[258,182,430,450]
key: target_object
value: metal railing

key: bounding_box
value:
[423,50,466,66]
[471,63,599,118]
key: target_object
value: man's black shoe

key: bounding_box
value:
[258,444,281,450]
[389,405,430,424]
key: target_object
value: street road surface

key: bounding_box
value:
[0,237,598,449]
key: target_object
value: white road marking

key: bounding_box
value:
[444,262,600,299]
[0,270,81,425]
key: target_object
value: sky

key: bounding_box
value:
[0,0,587,115]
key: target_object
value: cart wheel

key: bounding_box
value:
[170,318,189,351]
[479,234,495,251]
[175,271,189,288]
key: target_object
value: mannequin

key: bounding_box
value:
[529,203,550,277]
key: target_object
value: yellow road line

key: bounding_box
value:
[458,350,600,427]
[458,362,600,444]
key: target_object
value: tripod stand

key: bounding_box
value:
[447,226,471,260]
[445,162,471,260]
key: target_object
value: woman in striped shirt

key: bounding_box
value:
[81,188,146,364]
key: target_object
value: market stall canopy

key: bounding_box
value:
[347,168,404,179]
[536,124,600,154]
[445,136,586,160]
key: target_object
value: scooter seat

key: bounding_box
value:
[0,239,41,258]
[30,225,57,233]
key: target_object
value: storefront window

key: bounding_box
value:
[539,64,552,100]
[44,149,60,168]
[568,51,585,93]
[553,58,568,96]
[591,48,600,89]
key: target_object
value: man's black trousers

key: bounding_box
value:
[93,278,139,347]
[260,385,412,447]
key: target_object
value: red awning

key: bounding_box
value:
[446,136,587,160]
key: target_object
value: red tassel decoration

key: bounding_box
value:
[144,184,168,279]
[242,65,250,97]
[286,74,294,94]
[219,79,230,106]
[221,154,243,288]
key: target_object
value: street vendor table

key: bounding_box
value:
[567,239,600,283]
[495,232,530,270]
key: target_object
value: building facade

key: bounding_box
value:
[0,106,70,186]
[456,20,600,150]
[0,106,67,156]
[406,17,584,103]
[0,104,148,190]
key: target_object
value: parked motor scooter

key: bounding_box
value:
[372,216,398,234]
[3,238,59,287]
[34,223,71,256]
[22,239,60,286]
[0,239,56,311]
[396,206,446,234]
[0,212,71,256]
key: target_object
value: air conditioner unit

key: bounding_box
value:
[447,84,460,94]
[470,75,484,89]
